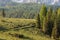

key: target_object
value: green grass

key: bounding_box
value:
[0,18,55,40]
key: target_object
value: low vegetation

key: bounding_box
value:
[0,18,54,40]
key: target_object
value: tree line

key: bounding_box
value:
[0,3,59,19]
[0,3,40,19]
[36,4,60,40]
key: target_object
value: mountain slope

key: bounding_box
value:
[0,0,20,7]
[0,0,60,6]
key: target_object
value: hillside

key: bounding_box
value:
[0,0,20,7]
[0,3,41,19]
[0,1,60,40]
[0,18,54,40]
[0,0,60,7]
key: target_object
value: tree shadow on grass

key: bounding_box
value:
[0,38,6,40]
[9,33,34,40]
[0,26,8,32]
[18,35,33,40]
[13,25,35,31]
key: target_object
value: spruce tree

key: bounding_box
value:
[57,8,60,15]
[51,19,58,39]
[43,7,53,36]
[51,10,57,21]
[46,7,52,21]
[36,14,41,29]
[40,4,47,20]
[42,17,48,33]
[2,9,5,17]
[51,8,60,39]
[40,4,47,29]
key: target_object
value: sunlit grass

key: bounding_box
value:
[0,18,54,40]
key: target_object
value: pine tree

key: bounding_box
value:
[42,17,48,33]
[36,14,41,29]
[51,10,57,21]
[51,8,60,39]
[40,4,47,21]
[43,7,53,36]
[57,8,60,15]
[51,19,58,39]
[40,4,47,29]
[2,9,5,17]
[46,7,52,21]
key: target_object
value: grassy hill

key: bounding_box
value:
[0,18,55,40]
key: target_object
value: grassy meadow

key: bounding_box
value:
[0,17,54,40]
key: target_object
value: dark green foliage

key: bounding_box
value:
[41,7,53,36]
[36,14,41,29]
[46,21,54,36]
[51,19,59,40]
[51,10,57,21]
[47,8,60,39]
[36,5,60,40]
[46,7,52,21]
[42,17,47,33]
[39,5,47,31]
[2,9,5,17]
[40,4,47,20]
[45,7,53,36]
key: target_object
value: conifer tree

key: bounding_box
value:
[2,9,5,17]
[51,19,58,39]
[51,8,60,39]
[36,14,41,29]
[40,4,47,21]
[43,7,53,36]
[40,4,47,29]
[46,7,52,21]
[51,10,57,21]
[57,8,60,15]
[42,17,47,33]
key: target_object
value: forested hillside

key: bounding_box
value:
[0,3,40,19]
[0,3,60,19]
[0,3,60,40]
